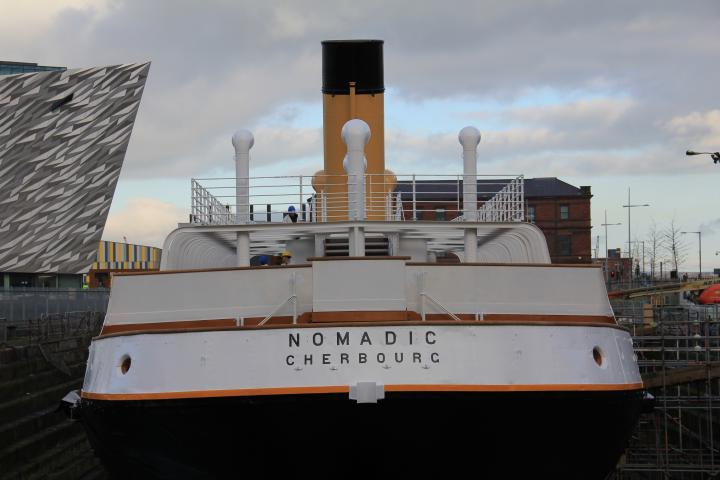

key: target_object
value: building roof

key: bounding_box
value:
[523,177,587,198]
[395,177,588,200]
[0,61,66,75]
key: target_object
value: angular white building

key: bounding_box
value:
[0,63,149,286]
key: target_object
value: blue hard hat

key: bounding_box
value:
[288,205,296,212]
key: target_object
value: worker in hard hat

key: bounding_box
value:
[280,250,292,265]
[283,205,298,223]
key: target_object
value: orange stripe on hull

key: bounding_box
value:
[81,383,644,401]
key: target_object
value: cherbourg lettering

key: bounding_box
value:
[285,330,440,366]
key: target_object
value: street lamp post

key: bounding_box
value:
[686,150,720,164]
[601,210,622,282]
[622,187,649,270]
[681,231,702,279]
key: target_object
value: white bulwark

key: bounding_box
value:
[83,324,640,398]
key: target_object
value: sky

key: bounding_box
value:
[2,0,719,272]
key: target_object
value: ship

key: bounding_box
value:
[69,40,647,478]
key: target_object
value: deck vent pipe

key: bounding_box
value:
[459,126,481,262]
[342,119,370,221]
[232,129,253,266]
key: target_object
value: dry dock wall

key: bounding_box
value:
[0,314,106,479]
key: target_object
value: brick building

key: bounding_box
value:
[523,178,592,264]
[395,177,592,264]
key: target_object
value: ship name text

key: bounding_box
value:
[285,330,440,367]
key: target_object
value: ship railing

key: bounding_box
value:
[189,174,524,225]
[190,179,235,225]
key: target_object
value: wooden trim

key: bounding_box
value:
[101,319,237,335]
[407,262,601,268]
[94,318,626,340]
[311,311,409,323]
[241,313,313,326]
[100,313,612,335]
[112,261,599,277]
[81,382,645,401]
[308,256,411,261]
[113,264,311,277]
[406,312,614,324]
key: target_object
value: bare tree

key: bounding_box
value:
[646,220,664,279]
[663,217,688,275]
[630,238,641,278]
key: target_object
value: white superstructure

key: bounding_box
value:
[81,124,642,403]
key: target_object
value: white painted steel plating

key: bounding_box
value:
[83,324,641,397]
[259,272,298,325]
[160,221,552,270]
[104,261,610,327]
[417,271,462,322]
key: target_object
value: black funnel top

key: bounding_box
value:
[322,40,384,95]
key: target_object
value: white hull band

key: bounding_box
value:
[82,324,642,399]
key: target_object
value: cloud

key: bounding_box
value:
[664,110,720,149]
[2,0,719,182]
[103,198,185,248]
[700,218,720,236]
[506,98,637,128]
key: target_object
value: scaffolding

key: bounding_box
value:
[612,302,720,479]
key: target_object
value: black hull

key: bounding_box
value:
[80,390,644,479]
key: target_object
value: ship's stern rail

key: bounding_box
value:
[101,259,614,332]
[189,174,524,225]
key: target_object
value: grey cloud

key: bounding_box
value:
[699,218,720,236]
[2,0,719,179]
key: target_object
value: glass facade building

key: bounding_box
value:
[0,61,66,76]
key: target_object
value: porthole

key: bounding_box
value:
[120,355,131,375]
[592,347,603,367]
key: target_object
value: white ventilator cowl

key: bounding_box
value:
[232,129,254,151]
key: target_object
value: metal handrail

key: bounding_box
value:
[258,273,298,325]
[189,173,525,225]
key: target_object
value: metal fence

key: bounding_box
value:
[0,288,109,323]
[28,311,104,344]
[614,303,720,479]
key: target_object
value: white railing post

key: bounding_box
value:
[299,175,303,221]
[321,191,327,222]
[232,130,254,266]
[519,175,525,221]
[190,179,196,223]
[412,174,417,221]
